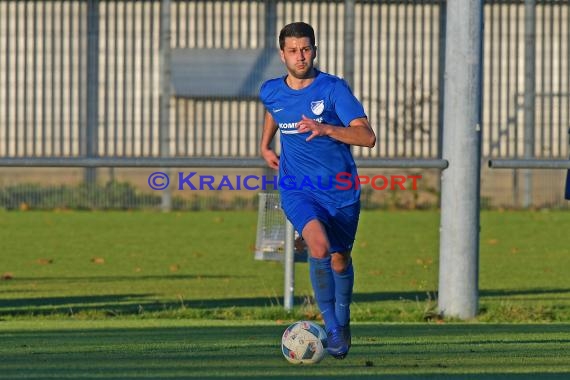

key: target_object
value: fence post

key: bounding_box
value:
[263,0,294,309]
[437,0,447,159]
[523,0,536,208]
[85,0,99,186]
[160,0,172,211]
[343,0,355,88]
[438,0,483,319]
[283,220,295,311]
[263,0,278,191]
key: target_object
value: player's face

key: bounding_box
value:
[280,37,316,79]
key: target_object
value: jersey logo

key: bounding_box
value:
[310,100,325,115]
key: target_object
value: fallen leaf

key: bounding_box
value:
[169,264,180,272]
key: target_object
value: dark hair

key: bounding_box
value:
[278,22,316,50]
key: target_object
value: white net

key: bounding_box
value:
[254,193,307,262]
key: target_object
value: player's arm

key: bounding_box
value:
[260,111,280,169]
[296,115,376,148]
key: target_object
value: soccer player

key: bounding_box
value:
[259,22,376,359]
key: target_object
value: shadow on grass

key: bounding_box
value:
[0,294,154,308]
[0,291,432,315]
[480,288,570,298]
[1,287,569,318]
[353,287,570,303]
[0,294,293,316]
[3,274,238,282]
[2,373,570,380]
[1,325,569,380]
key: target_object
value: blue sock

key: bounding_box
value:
[333,260,354,327]
[309,256,338,332]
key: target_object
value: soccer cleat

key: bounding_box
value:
[340,323,351,349]
[326,327,349,359]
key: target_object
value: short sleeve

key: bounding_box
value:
[259,81,270,106]
[332,79,367,127]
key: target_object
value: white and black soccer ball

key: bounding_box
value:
[281,321,327,364]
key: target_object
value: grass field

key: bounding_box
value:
[1,209,569,321]
[1,210,570,378]
[1,320,569,379]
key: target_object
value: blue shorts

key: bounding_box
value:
[281,192,360,253]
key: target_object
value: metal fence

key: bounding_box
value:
[0,0,569,208]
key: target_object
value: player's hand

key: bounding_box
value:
[261,148,279,169]
[297,115,328,142]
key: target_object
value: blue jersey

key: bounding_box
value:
[259,70,367,207]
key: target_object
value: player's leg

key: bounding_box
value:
[280,194,340,332]
[302,219,339,332]
[281,193,349,358]
[302,220,352,359]
[331,251,353,348]
[326,201,360,356]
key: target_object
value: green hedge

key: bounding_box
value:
[0,180,445,211]
[0,181,259,211]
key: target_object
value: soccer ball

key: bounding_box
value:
[281,321,327,364]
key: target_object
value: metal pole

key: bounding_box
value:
[263,0,278,191]
[343,0,355,88]
[489,159,570,169]
[566,128,570,200]
[160,0,172,211]
[523,0,536,208]
[438,0,483,319]
[0,157,449,169]
[85,0,99,185]
[265,2,290,310]
[437,0,447,159]
[264,1,277,52]
[283,220,295,311]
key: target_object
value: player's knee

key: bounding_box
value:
[331,261,347,273]
[331,254,349,273]
[305,232,330,259]
[309,244,329,259]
